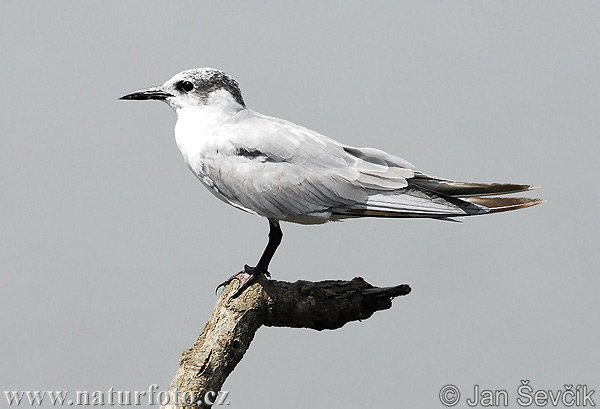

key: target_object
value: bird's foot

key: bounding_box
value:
[243,264,271,279]
[215,264,271,299]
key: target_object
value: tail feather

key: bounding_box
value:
[410,173,537,197]
[336,196,543,219]
[333,178,544,219]
[461,197,545,213]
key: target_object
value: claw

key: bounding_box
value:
[215,273,243,295]
[215,279,229,295]
[215,265,271,299]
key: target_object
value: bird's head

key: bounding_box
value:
[120,68,245,112]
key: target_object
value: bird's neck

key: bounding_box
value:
[174,95,244,163]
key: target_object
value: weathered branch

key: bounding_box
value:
[161,275,410,408]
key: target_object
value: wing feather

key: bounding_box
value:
[196,110,541,223]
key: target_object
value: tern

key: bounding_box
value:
[121,68,542,297]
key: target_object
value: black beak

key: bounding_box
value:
[119,86,174,101]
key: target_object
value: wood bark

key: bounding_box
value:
[161,275,411,408]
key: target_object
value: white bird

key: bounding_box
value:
[121,68,542,296]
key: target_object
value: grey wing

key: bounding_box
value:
[206,111,541,223]
[204,114,368,222]
[203,112,475,223]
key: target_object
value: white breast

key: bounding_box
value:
[175,108,213,165]
[172,95,258,215]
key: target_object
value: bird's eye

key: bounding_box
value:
[178,81,194,93]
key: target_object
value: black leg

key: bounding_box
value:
[216,219,283,298]
[254,220,283,273]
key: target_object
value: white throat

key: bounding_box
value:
[174,89,244,162]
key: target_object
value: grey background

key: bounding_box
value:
[2,1,599,408]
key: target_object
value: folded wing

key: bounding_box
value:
[206,111,542,223]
